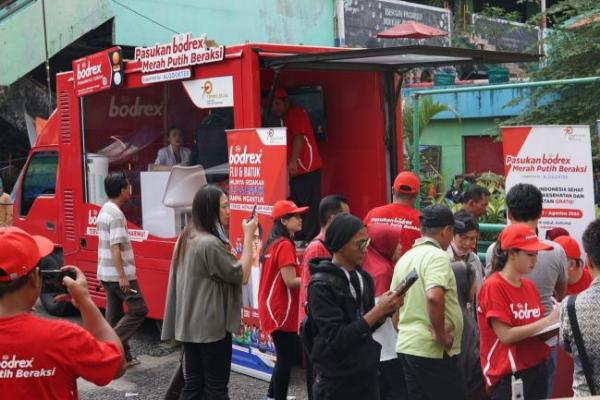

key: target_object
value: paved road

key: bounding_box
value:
[34,302,309,400]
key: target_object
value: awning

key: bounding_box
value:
[261,45,540,72]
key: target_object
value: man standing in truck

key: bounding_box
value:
[272,87,323,242]
[97,172,148,368]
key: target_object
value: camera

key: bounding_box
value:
[40,269,77,294]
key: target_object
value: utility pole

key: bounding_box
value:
[41,0,52,114]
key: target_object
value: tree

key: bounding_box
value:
[403,96,460,171]
[504,0,600,132]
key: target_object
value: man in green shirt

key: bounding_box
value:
[390,204,466,399]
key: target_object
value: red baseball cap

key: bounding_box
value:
[499,224,553,252]
[554,235,581,260]
[271,200,308,219]
[0,227,54,282]
[274,87,288,99]
[393,171,420,195]
[545,227,570,241]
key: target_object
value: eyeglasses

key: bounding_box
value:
[357,237,371,252]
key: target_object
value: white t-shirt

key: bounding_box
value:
[96,201,136,282]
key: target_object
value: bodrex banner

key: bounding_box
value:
[226,127,288,381]
[502,125,595,245]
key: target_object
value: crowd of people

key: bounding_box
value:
[157,172,600,400]
[2,164,600,400]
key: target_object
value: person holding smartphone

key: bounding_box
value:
[307,213,405,399]
[478,223,560,399]
[161,185,258,399]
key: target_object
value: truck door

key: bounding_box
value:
[14,150,60,243]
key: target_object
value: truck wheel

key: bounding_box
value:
[39,253,76,316]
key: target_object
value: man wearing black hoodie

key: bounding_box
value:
[306,213,404,400]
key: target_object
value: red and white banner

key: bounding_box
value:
[134,33,224,73]
[227,127,287,380]
[73,47,123,97]
[502,126,595,243]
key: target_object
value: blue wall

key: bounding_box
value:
[111,0,335,47]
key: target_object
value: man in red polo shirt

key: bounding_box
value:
[272,88,323,241]
[0,227,125,400]
[364,171,421,255]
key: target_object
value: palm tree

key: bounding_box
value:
[402,96,460,170]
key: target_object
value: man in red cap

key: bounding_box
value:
[0,227,125,399]
[364,171,422,255]
[272,87,323,241]
[553,235,592,295]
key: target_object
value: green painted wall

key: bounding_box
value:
[112,0,335,47]
[0,0,113,86]
[420,118,506,185]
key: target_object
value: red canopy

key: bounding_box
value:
[377,21,447,39]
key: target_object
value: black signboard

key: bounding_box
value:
[471,15,540,54]
[344,0,451,48]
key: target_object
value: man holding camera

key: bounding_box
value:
[0,227,125,399]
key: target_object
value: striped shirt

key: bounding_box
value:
[96,201,136,282]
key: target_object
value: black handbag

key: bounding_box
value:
[566,295,596,395]
[164,350,184,400]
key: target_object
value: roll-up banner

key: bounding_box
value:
[502,125,595,244]
[226,127,288,381]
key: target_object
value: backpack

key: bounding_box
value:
[299,271,346,354]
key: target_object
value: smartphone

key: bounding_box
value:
[250,204,257,219]
[394,269,419,295]
[40,269,77,294]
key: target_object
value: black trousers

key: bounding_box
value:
[489,362,548,400]
[399,353,466,400]
[303,346,314,400]
[290,169,321,241]
[313,370,379,400]
[267,331,298,400]
[102,280,148,360]
[379,358,408,400]
[182,333,232,400]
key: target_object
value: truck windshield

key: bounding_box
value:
[81,80,233,238]
[19,151,58,216]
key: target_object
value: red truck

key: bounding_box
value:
[11,35,535,321]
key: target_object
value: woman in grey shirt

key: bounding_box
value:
[161,185,257,399]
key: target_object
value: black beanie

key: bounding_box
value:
[324,213,365,252]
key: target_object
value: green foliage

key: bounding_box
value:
[476,172,507,224]
[479,4,522,22]
[403,97,461,170]
[503,0,600,158]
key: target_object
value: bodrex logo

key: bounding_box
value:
[229,145,263,165]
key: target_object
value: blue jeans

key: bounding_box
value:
[545,345,558,398]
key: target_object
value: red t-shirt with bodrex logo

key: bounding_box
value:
[477,272,550,389]
[283,104,322,175]
[258,238,300,334]
[0,313,122,400]
[363,203,421,256]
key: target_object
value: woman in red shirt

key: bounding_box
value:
[478,223,560,400]
[258,200,307,400]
